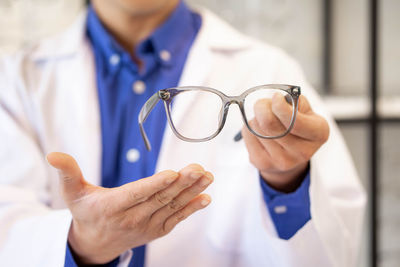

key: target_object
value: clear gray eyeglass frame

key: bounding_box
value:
[138,84,301,151]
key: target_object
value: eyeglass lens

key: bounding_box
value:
[168,90,223,140]
[243,88,294,137]
[167,88,294,140]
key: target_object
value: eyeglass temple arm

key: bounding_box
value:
[138,92,161,151]
[234,94,293,142]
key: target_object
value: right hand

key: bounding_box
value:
[47,152,213,265]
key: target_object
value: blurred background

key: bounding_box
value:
[0,0,398,266]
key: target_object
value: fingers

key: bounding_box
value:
[161,194,211,235]
[242,122,272,165]
[243,93,331,177]
[252,98,304,167]
[243,120,300,171]
[291,113,330,142]
[252,94,329,142]
[271,94,329,141]
[138,164,207,214]
[46,152,87,203]
[115,170,179,209]
[149,171,213,223]
[253,98,287,137]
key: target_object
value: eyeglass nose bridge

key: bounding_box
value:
[217,96,246,127]
[224,95,243,105]
[217,101,230,127]
[221,96,243,111]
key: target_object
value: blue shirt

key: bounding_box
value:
[65,2,311,266]
[260,172,311,240]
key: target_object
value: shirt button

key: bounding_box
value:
[133,80,146,94]
[109,54,120,65]
[159,50,171,62]
[126,148,140,163]
[274,205,287,214]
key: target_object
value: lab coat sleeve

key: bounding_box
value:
[269,49,367,267]
[0,54,73,266]
[0,54,134,267]
[235,51,366,267]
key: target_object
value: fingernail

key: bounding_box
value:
[201,198,211,206]
[205,172,214,181]
[190,171,204,180]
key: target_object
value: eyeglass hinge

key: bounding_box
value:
[291,86,301,97]
[158,90,170,100]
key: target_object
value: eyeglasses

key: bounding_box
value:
[138,84,301,151]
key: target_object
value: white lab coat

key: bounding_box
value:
[0,7,366,267]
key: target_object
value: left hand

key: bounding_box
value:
[242,93,329,193]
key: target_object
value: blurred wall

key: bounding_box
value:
[0,0,83,54]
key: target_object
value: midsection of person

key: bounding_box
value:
[0,0,365,266]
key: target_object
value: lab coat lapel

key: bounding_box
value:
[30,10,102,192]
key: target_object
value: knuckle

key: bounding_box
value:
[160,210,189,235]
[154,191,172,206]
[187,163,204,171]
[160,222,171,236]
[188,184,200,193]
[180,181,192,188]
[174,210,186,222]
[128,189,146,204]
[168,199,184,211]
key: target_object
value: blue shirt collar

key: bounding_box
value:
[86,1,195,69]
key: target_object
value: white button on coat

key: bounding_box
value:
[126,148,140,163]
[133,80,146,94]
[109,54,120,65]
[159,50,171,62]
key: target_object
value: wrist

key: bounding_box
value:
[68,220,116,265]
[260,162,309,193]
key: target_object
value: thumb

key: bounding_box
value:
[46,152,87,203]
